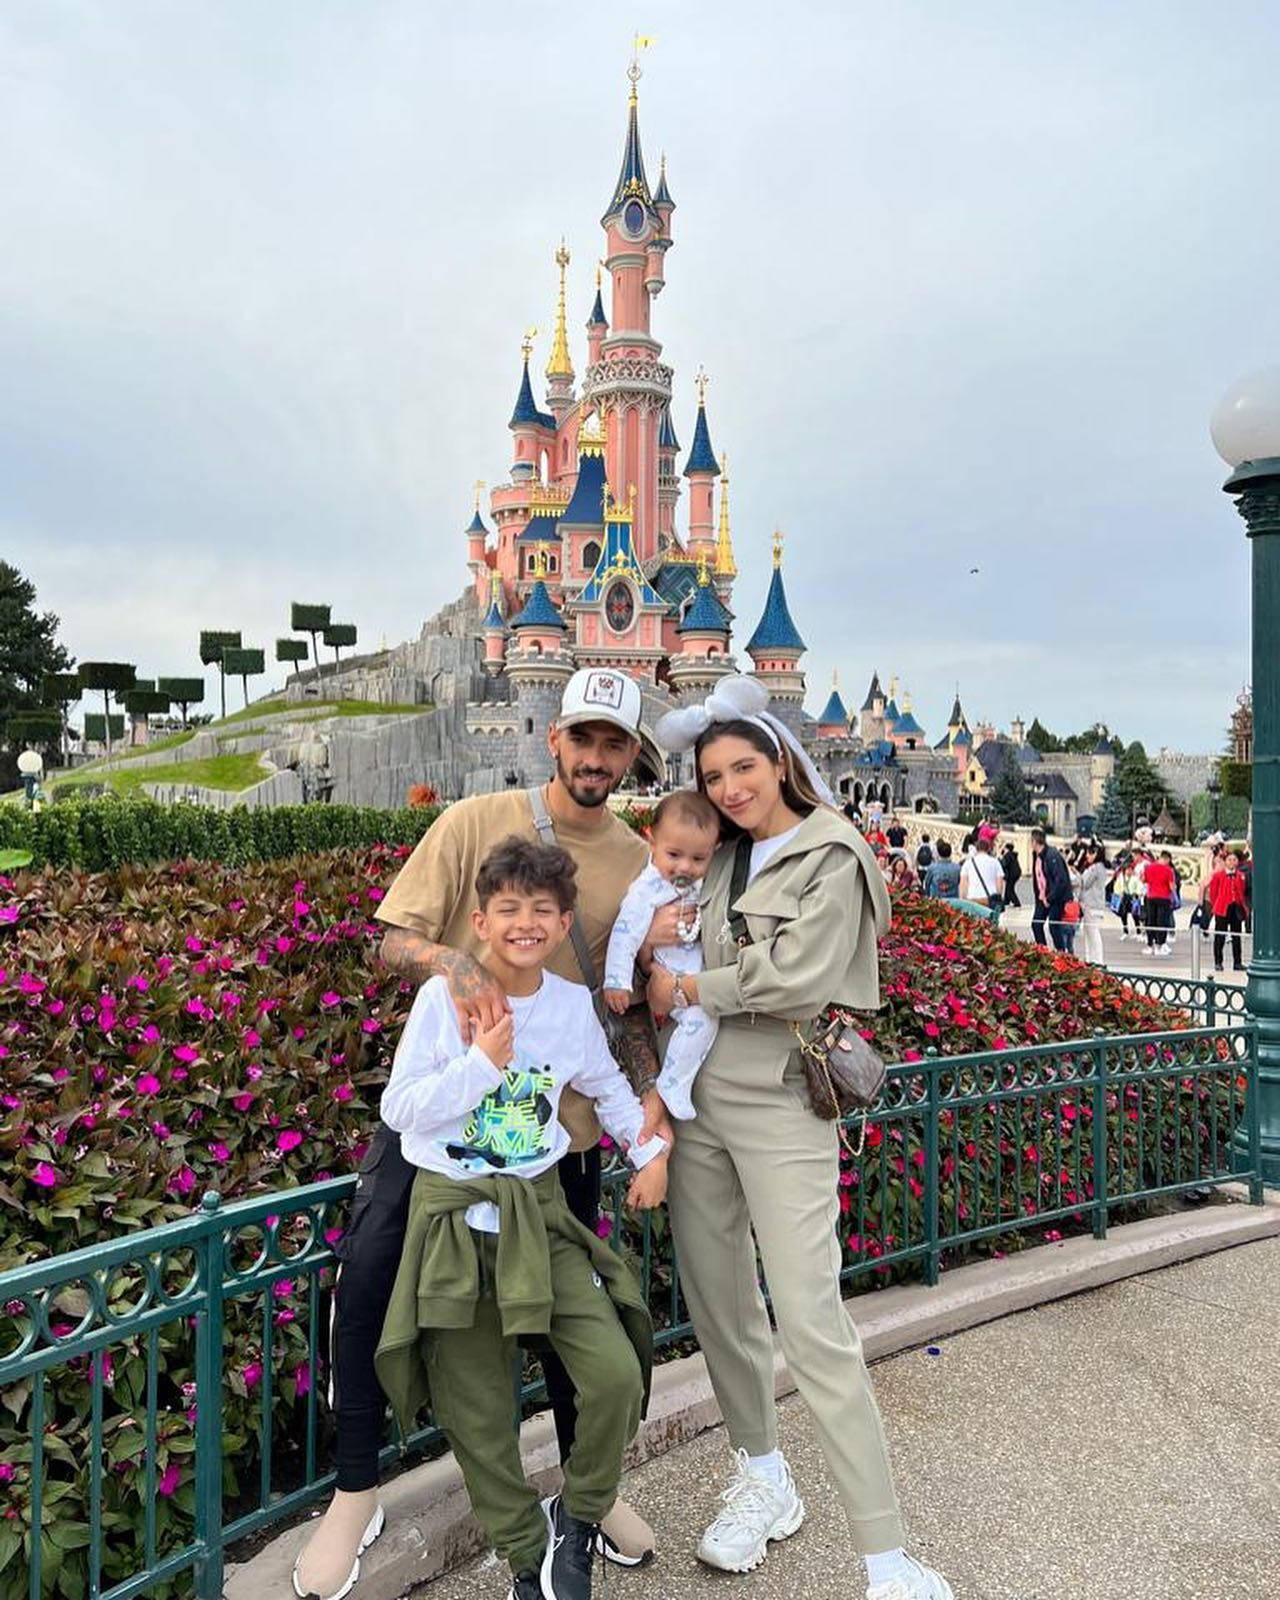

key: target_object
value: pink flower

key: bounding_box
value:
[157,1462,181,1496]
[52,1067,69,1082]
[0,1463,14,1483]
[232,1092,254,1112]
[0,907,18,925]
[595,1216,613,1239]
[18,974,45,996]
[185,937,204,953]
[243,1030,261,1049]
[126,975,149,992]
[152,1122,171,1141]
[276,1130,304,1153]
[246,1064,263,1082]
[167,1165,196,1197]
[294,1363,311,1397]
[156,956,174,978]
[275,936,294,954]
[141,1024,161,1044]
[171,1068,188,1082]
[209,1142,230,1163]
[173,1045,199,1064]
[320,991,341,1008]
[360,1019,381,1035]
[294,900,311,918]
[332,1083,354,1103]
[31,1162,60,1189]
[243,1361,263,1390]
[137,1073,162,1096]
[324,1226,344,1247]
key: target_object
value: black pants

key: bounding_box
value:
[330,1124,602,1492]
[1214,905,1245,969]
[1032,900,1072,952]
[1145,897,1172,948]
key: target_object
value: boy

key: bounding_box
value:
[374,837,667,1600]
[603,791,720,1120]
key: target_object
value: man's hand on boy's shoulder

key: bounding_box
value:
[382,926,510,1037]
[626,1152,668,1211]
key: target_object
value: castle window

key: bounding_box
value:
[582,539,601,572]
[605,581,635,633]
[525,719,533,734]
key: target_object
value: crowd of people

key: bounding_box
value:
[838,805,1255,975]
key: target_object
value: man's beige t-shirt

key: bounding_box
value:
[375,789,649,1148]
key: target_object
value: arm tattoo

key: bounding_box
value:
[380,928,490,996]
[612,1003,661,1095]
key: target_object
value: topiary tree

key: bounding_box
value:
[157,677,205,728]
[290,603,331,671]
[276,638,309,678]
[7,709,63,752]
[83,712,125,748]
[199,631,242,720]
[989,764,1033,824]
[323,622,357,672]
[1096,774,1130,839]
[222,646,265,710]
[42,671,81,762]
[77,662,136,756]
[123,687,172,745]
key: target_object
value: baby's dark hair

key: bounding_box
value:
[475,835,578,912]
[651,789,720,835]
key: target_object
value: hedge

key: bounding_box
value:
[0,796,440,873]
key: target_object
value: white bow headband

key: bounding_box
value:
[654,675,836,807]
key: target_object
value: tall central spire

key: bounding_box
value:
[546,241,573,381]
[603,40,656,221]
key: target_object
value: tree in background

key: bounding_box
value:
[276,639,309,679]
[157,677,205,728]
[989,763,1034,824]
[77,663,137,757]
[83,712,125,748]
[1112,739,1171,828]
[290,603,331,672]
[1096,774,1130,839]
[42,671,81,762]
[199,631,241,720]
[123,685,172,745]
[1025,718,1063,754]
[0,561,74,789]
[222,647,265,710]
[323,622,357,672]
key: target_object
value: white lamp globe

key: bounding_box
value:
[17,749,43,777]
[1211,366,1280,468]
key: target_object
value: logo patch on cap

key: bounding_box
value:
[582,671,625,710]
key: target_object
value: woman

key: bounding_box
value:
[1078,842,1110,965]
[651,679,952,1600]
[887,852,916,893]
[1000,842,1022,908]
[1117,852,1144,941]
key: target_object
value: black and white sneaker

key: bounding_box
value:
[540,1494,598,1600]
[507,1569,544,1600]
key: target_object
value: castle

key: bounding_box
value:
[294,59,1111,824]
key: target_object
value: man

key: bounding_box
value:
[295,668,674,1600]
[885,814,907,850]
[922,838,961,899]
[1030,827,1072,950]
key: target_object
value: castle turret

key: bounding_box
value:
[647,155,675,296]
[506,564,573,782]
[466,484,491,575]
[669,554,733,704]
[816,672,850,739]
[509,332,556,483]
[683,372,720,561]
[859,670,885,745]
[890,691,925,751]
[657,403,680,549]
[586,265,608,368]
[482,572,507,675]
[745,532,806,729]
[545,242,576,425]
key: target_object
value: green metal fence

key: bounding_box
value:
[0,1022,1260,1599]
[1113,970,1249,1027]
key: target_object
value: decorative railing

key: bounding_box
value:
[1113,969,1250,1027]
[0,1024,1260,1600]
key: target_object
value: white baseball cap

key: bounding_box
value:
[557,668,643,738]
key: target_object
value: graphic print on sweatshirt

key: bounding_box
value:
[446,1058,557,1171]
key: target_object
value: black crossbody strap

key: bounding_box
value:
[726,834,754,949]
[526,785,602,995]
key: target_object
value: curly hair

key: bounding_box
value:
[474,835,578,912]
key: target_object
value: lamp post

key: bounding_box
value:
[1212,365,1280,1182]
[16,749,43,809]
[1206,771,1222,834]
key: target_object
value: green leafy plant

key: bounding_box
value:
[289,605,331,672]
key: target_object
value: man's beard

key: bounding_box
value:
[555,750,615,808]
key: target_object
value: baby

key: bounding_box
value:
[604,790,720,1120]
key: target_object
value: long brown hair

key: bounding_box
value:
[694,718,826,839]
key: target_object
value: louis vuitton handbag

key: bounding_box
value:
[727,837,886,1154]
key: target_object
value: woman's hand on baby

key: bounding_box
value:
[603,987,633,1015]
[646,964,676,1018]
[638,902,684,968]
[626,1153,668,1211]
[474,1012,514,1071]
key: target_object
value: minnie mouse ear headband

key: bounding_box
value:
[654,674,836,807]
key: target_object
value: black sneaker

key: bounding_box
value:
[507,1570,544,1600]
[540,1494,597,1600]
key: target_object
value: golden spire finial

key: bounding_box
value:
[832,668,839,689]
[628,33,654,105]
[772,529,784,569]
[715,453,737,579]
[903,688,914,713]
[596,261,603,290]
[546,240,574,381]
[697,549,711,587]
[695,366,708,407]
[888,674,898,702]
[474,479,485,514]
[490,569,502,603]
[521,326,538,364]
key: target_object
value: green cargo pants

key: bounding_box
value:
[426,1228,645,1575]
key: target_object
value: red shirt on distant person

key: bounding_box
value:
[1143,860,1176,900]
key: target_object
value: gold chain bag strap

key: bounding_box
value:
[726,837,885,1156]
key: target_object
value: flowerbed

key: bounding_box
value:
[0,850,1205,1596]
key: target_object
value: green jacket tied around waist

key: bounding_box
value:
[374,1165,653,1436]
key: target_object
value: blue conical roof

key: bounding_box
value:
[604,95,655,220]
[893,711,924,736]
[683,402,719,476]
[654,163,675,210]
[678,580,730,634]
[483,592,505,630]
[560,451,608,527]
[860,671,883,712]
[746,566,806,655]
[509,579,566,631]
[509,358,555,431]
[817,688,849,725]
[658,405,680,452]
[588,286,608,327]
[883,698,900,722]
[467,507,489,536]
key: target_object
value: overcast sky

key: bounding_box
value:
[7,1,1278,751]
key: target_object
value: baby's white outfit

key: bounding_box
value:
[605,859,718,1120]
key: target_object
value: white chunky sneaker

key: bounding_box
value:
[695,1448,804,1572]
[865,1555,955,1600]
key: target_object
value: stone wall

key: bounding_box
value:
[1154,751,1218,805]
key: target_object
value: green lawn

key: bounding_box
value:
[53,753,270,797]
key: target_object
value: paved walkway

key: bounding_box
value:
[418,1238,1280,1600]
[999,899,1250,987]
